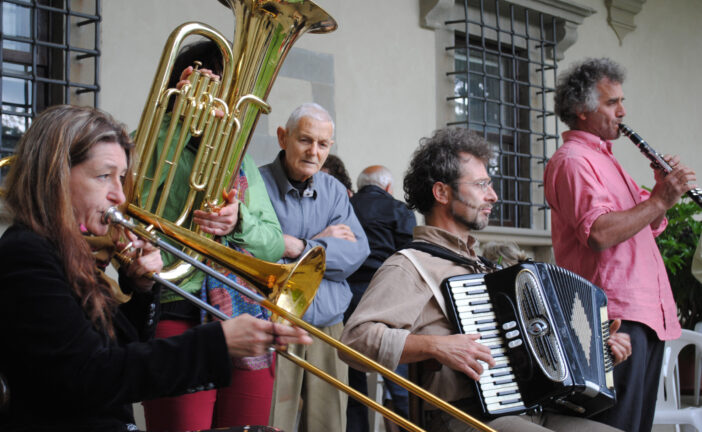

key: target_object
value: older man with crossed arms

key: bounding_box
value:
[260,102,369,432]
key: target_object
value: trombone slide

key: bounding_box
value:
[104,207,495,432]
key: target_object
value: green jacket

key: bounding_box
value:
[142,115,284,301]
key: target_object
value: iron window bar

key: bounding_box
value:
[445,0,559,230]
[1,0,101,180]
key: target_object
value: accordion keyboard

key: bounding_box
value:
[447,275,527,415]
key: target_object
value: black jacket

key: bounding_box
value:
[0,225,232,431]
[348,185,417,284]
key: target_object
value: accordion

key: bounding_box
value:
[441,262,616,418]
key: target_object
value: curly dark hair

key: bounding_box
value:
[403,127,493,216]
[554,57,626,129]
[322,154,353,192]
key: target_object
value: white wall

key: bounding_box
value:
[558,0,702,189]
[100,0,438,199]
[4,0,699,234]
[98,0,702,204]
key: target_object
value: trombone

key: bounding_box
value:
[105,207,495,432]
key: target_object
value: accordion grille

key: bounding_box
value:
[545,264,603,378]
[515,269,567,382]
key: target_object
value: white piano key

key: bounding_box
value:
[485,400,525,413]
[449,278,485,287]
[459,314,497,324]
[479,374,517,386]
[479,378,518,390]
[480,384,521,398]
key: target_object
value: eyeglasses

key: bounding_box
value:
[454,179,493,192]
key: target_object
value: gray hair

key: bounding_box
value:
[554,58,626,129]
[404,127,493,216]
[481,241,528,267]
[285,102,335,136]
[357,166,393,190]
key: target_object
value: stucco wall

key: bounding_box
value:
[558,0,702,189]
[98,0,701,207]
[3,0,700,237]
[99,0,438,204]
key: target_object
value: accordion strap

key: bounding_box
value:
[396,248,449,319]
[399,241,498,271]
[396,242,499,320]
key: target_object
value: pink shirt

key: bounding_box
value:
[544,130,681,341]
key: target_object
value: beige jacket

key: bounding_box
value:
[340,225,490,404]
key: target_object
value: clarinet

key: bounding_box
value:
[618,123,702,208]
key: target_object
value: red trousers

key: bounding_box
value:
[142,319,275,430]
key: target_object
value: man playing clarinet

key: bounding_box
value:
[544,57,697,432]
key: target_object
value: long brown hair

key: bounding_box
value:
[3,105,133,336]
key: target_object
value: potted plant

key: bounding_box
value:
[655,196,702,330]
[655,196,702,396]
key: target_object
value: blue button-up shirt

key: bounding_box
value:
[260,151,370,327]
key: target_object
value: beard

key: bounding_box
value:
[450,198,491,231]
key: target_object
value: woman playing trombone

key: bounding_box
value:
[0,105,311,431]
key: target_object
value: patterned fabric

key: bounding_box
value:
[202,168,272,370]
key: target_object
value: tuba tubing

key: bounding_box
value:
[130,0,337,284]
[104,207,496,432]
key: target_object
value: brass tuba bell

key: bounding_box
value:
[127,0,337,317]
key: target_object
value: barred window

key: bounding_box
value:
[1,0,100,179]
[447,0,560,230]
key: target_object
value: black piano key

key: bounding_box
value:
[490,370,512,378]
[499,398,522,406]
[469,299,490,306]
[497,389,520,397]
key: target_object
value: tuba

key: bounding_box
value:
[126,0,337,317]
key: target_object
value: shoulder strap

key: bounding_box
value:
[398,241,498,271]
[396,249,449,319]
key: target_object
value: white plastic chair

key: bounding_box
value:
[653,329,702,432]
[694,321,702,406]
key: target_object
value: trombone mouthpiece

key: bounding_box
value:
[102,207,131,229]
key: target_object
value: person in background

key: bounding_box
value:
[480,240,528,268]
[260,102,370,432]
[345,165,417,432]
[341,127,630,432]
[322,153,354,197]
[139,40,286,431]
[544,57,695,432]
[691,233,702,284]
[0,105,310,432]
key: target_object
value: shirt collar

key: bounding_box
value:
[270,150,318,200]
[413,225,478,259]
[357,184,390,197]
[562,129,614,155]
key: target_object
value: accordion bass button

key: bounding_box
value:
[502,321,517,330]
[505,330,520,339]
[508,339,523,349]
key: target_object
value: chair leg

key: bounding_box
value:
[694,322,702,406]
